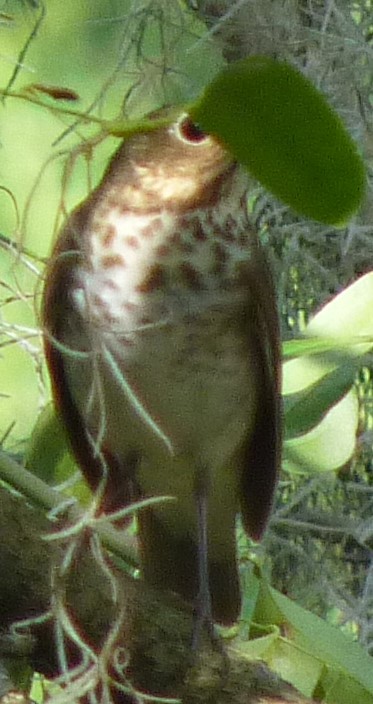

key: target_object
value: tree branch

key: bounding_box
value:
[0,475,316,703]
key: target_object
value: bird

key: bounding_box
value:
[42,111,281,627]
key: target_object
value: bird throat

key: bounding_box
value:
[74,168,251,336]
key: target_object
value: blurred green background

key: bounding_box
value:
[0,0,223,451]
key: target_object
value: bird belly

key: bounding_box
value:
[63,287,258,553]
[61,196,259,549]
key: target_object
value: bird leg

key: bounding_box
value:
[192,468,217,651]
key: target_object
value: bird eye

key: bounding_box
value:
[176,115,209,145]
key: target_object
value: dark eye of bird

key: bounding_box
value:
[177,115,209,144]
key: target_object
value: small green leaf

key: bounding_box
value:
[285,360,360,439]
[282,337,363,360]
[25,403,73,483]
[191,56,365,224]
[25,404,91,504]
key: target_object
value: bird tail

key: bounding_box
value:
[137,508,241,625]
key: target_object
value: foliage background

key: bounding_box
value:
[0,0,227,441]
[1,0,373,692]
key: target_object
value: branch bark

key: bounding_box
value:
[0,466,315,704]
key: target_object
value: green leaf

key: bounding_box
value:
[303,272,373,353]
[249,580,373,702]
[282,272,373,471]
[283,273,373,395]
[191,56,365,224]
[284,389,359,473]
[284,359,360,439]
[25,404,72,483]
[282,336,368,360]
[25,404,91,504]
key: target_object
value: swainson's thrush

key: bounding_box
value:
[43,113,281,625]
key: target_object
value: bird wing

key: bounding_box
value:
[240,244,282,541]
[42,208,136,515]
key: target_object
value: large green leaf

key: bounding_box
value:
[284,389,359,473]
[284,272,373,397]
[241,579,373,703]
[191,56,365,224]
[283,272,373,471]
